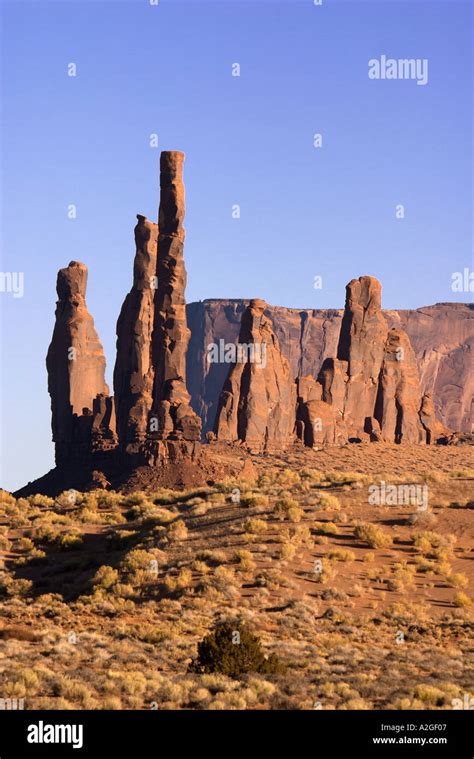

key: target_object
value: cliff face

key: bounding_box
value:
[186,300,473,435]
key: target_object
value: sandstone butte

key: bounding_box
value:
[214,275,456,452]
[15,151,471,496]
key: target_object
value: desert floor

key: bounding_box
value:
[0,443,473,710]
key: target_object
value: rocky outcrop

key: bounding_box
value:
[375,328,425,443]
[146,151,201,463]
[114,215,158,456]
[336,277,388,439]
[388,304,473,434]
[214,299,296,452]
[46,261,116,465]
[296,375,347,447]
[419,392,451,444]
[186,301,473,435]
[113,152,201,466]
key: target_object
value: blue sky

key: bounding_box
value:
[1,0,472,490]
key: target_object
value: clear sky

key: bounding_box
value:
[0,0,472,490]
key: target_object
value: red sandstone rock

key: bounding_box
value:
[46,261,116,465]
[376,328,425,443]
[215,299,296,452]
[147,151,201,458]
[296,376,347,447]
[336,276,388,438]
[186,301,472,435]
[114,215,158,456]
[419,392,451,444]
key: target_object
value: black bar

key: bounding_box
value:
[0,710,471,757]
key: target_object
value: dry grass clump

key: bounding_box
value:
[274,495,304,522]
[233,550,256,572]
[353,522,391,549]
[244,518,268,535]
[411,531,456,561]
[34,525,83,550]
[314,492,341,510]
[313,521,339,536]
[445,573,469,589]
[239,492,269,509]
[167,519,188,542]
[328,549,355,562]
[453,592,471,608]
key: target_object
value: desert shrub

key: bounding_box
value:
[189,622,286,678]
[7,578,33,597]
[234,549,256,571]
[27,494,55,508]
[192,559,210,575]
[279,542,296,560]
[273,468,300,487]
[274,495,303,522]
[212,566,236,591]
[328,549,355,562]
[197,550,228,566]
[0,535,12,551]
[243,518,267,534]
[164,567,193,593]
[412,532,456,565]
[325,471,367,486]
[92,565,119,589]
[34,525,82,549]
[446,573,469,589]
[57,532,83,549]
[17,537,34,552]
[14,547,47,567]
[412,684,448,706]
[0,491,16,506]
[354,522,391,549]
[300,468,326,484]
[240,492,269,509]
[167,519,188,541]
[316,493,341,510]
[313,521,339,536]
[122,549,159,574]
[453,592,471,608]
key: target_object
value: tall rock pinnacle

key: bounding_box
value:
[114,215,158,456]
[148,151,201,448]
[336,276,387,438]
[46,261,116,465]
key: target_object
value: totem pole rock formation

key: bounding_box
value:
[114,215,158,457]
[113,152,201,466]
[38,156,462,500]
[214,299,296,452]
[46,261,117,466]
[146,151,201,463]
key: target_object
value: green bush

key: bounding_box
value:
[189,622,286,678]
